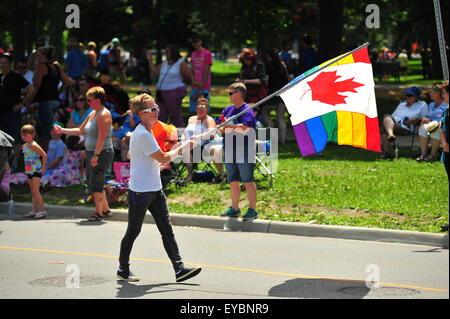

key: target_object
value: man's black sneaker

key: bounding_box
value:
[116,268,140,282]
[175,266,202,283]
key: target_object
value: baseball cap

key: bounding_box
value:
[404,86,421,97]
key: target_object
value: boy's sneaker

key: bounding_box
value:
[116,268,140,282]
[175,266,202,283]
[242,208,258,221]
[220,207,241,217]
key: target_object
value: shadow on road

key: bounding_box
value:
[116,281,199,298]
[268,278,370,299]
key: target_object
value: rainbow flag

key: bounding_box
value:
[279,47,381,156]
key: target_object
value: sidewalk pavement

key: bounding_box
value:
[1,202,447,249]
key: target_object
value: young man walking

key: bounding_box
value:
[117,93,201,283]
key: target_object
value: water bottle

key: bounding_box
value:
[8,194,15,216]
[394,146,399,160]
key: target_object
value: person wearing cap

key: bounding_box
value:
[108,38,125,86]
[380,86,427,158]
[416,83,448,162]
[236,48,268,105]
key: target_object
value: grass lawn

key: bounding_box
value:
[11,142,448,233]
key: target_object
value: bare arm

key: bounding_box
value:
[54,111,92,136]
[93,111,112,156]
[22,63,46,105]
[31,142,47,173]
[145,50,161,75]
[151,139,197,164]
[46,156,63,170]
[56,62,76,94]
[180,61,195,85]
[441,128,449,153]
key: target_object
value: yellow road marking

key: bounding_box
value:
[0,245,448,294]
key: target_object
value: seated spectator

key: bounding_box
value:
[112,109,141,161]
[41,135,84,187]
[416,83,448,162]
[67,93,93,128]
[42,128,66,177]
[182,96,224,182]
[380,86,427,158]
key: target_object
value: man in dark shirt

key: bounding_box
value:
[0,54,31,168]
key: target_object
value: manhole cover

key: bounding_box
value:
[28,275,109,288]
[338,286,420,297]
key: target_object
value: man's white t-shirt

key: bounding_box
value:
[129,124,163,192]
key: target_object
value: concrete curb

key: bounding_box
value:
[1,202,448,248]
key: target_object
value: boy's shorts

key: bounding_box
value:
[225,162,255,183]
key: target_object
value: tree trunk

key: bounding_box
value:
[318,0,344,63]
[12,22,25,63]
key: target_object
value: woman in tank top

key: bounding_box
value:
[22,46,74,151]
[54,86,114,222]
[146,44,194,128]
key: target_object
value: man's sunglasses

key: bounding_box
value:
[228,91,239,96]
[142,105,160,113]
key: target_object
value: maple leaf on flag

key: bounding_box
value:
[306,71,364,106]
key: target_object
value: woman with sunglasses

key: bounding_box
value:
[116,93,201,283]
[219,82,258,221]
[183,96,224,182]
[67,93,93,128]
[54,86,114,221]
[416,84,448,162]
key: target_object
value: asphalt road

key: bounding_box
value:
[0,213,448,300]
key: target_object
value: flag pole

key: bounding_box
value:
[433,0,449,81]
[195,42,370,141]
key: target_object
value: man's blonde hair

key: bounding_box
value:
[228,82,247,97]
[129,93,155,118]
